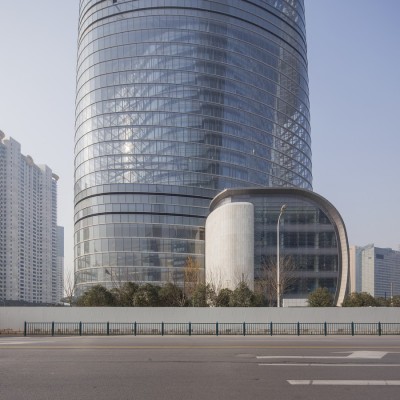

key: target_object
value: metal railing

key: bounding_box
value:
[23,321,400,336]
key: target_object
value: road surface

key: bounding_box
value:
[1,335,400,399]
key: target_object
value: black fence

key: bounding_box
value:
[24,321,400,336]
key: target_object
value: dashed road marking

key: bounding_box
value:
[288,380,400,385]
[257,351,388,360]
[259,363,400,367]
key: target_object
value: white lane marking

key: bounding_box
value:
[258,356,349,359]
[0,336,88,345]
[343,351,388,359]
[0,339,63,345]
[288,380,400,386]
[0,341,45,345]
[259,363,400,367]
[257,351,388,360]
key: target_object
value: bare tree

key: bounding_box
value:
[105,268,127,291]
[232,270,253,291]
[63,269,77,306]
[257,255,298,307]
[205,268,224,294]
[183,256,202,302]
[105,268,130,302]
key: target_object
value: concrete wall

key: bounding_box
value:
[1,307,400,331]
[206,202,254,290]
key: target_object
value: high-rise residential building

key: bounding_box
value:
[56,226,65,303]
[75,0,312,292]
[350,244,400,298]
[0,132,62,304]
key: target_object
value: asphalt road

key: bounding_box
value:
[1,335,400,400]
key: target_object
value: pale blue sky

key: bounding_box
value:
[0,1,399,276]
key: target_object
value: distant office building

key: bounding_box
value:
[75,0,312,292]
[206,188,349,306]
[0,132,62,304]
[350,244,400,298]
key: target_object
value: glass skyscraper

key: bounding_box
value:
[75,0,312,292]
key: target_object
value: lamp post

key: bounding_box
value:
[277,204,287,308]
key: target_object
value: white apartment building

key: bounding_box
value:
[0,131,63,304]
[350,244,400,298]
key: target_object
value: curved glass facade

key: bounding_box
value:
[207,188,349,306]
[75,0,312,292]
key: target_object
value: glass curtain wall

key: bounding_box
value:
[251,197,340,298]
[75,0,312,292]
[208,189,348,304]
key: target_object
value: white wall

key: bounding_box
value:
[1,307,400,331]
[206,202,254,290]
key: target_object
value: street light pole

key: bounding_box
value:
[277,204,287,308]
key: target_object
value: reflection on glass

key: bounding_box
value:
[75,1,312,293]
